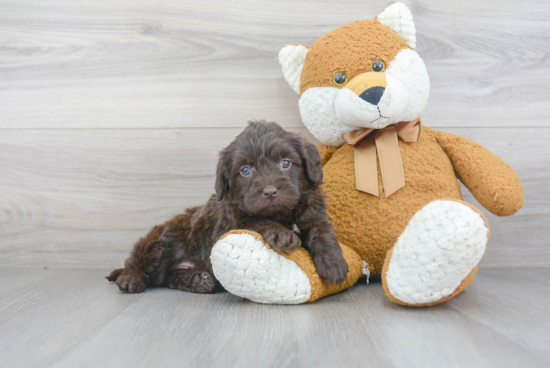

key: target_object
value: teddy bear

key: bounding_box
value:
[209,2,524,306]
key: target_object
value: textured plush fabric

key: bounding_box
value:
[279,44,309,94]
[383,259,479,308]
[433,130,524,216]
[318,144,338,166]
[376,2,417,48]
[334,73,409,129]
[320,124,522,279]
[299,87,354,146]
[213,230,364,303]
[299,19,409,95]
[286,241,364,302]
[383,200,489,305]
[380,198,492,307]
[212,230,312,304]
[321,126,466,275]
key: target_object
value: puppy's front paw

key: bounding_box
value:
[314,252,349,285]
[262,226,302,254]
[115,270,147,293]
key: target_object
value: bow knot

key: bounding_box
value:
[342,118,421,197]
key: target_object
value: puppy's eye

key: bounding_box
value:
[280,160,292,170]
[333,72,347,86]
[240,166,252,177]
[372,60,385,72]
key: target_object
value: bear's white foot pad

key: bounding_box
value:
[210,233,312,304]
[385,200,489,305]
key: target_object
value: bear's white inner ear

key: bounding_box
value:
[377,2,416,49]
[279,45,309,94]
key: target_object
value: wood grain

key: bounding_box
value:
[0,0,549,268]
[1,2,548,365]
[0,268,548,367]
[0,127,548,268]
[0,0,549,129]
[449,268,550,355]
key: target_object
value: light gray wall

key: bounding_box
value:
[0,0,548,268]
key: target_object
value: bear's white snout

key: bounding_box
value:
[334,73,409,129]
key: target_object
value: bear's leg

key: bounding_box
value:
[210,230,364,304]
[382,199,490,307]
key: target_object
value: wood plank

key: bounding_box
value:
[0,0,549,129]
[0,127,547,268]
[449,268,550,355]
[0,268,548,367]
[0,268,68,296]
[0,269,141,368]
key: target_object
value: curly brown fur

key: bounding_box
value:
[107,120,348,293]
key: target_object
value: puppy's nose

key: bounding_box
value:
[262,186,278,199]
[359,86,385,105]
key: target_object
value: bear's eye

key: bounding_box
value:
[240,166,252,177]
[280,159,292,170]
[372,60,385,72]
[333,72,347,86]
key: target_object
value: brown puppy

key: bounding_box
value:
[107,120,348,294]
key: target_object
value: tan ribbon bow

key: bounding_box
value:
[342,118,421,197]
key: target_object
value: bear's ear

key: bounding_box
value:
[377,2,416,49]
[279,44,309,94]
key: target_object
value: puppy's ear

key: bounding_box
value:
[215,147,232,200]
[301,141,323,185]
[289,136,323,185]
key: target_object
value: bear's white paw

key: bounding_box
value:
[385,200,489,305]
[210,232,312,304]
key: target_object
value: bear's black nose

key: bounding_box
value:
[359,86,385,105]
[262,186,278,199]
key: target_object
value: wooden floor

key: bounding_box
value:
[0,268,548,367]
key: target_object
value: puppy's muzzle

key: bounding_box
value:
[262,186,278,200]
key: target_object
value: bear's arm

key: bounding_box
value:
[432,129,524,216]
[317,144,338,166]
